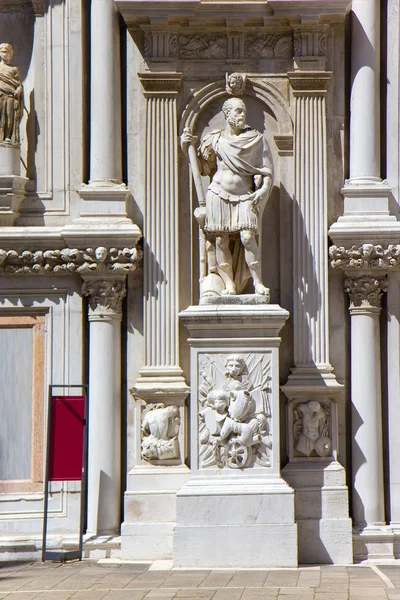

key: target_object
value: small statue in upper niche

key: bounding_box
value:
[0,43,23,145]
[181,96,273,299]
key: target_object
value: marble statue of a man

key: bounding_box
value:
[182,97,273,297]
[0,43,23,145]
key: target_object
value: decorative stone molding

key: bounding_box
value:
[138,72,182,96]
[82,278,127,316]
[198,353,272,470]
[0,246,142,276]
[141,403,180,461]
[344,275,388,309]
[293,30,327,57]
[274,135,293,157]
[178,33,227,59]
[243,32,292,59]
[329,243,400,270]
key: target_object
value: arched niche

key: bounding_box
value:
[178,77,294,305]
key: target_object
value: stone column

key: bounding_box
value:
[344,275,386,528]
[285,71,337,383]
[350,0,380,181]
[82,277,126,535]
[90,0,122,184]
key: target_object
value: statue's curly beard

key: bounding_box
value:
[227,114,246,129]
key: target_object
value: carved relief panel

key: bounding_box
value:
[197,353,272,470]
[288,398,337,461]
[141,403,181,462]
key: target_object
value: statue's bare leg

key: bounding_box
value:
[216,233,236,295]
[240,230,270,297]
[206,238,217,274]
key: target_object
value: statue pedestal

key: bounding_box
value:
[175,304,297,568]
[0,145,27,226]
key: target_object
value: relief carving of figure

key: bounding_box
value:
[0,43,23,145]
[141,403,180,461]
[293,400,332,458]
[198,354,272,469]
[181,95,273,299]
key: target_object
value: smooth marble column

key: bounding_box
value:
[350,0,380,180]
[344,275,387,526]
[82,278,126,535]
[90,0,122,184]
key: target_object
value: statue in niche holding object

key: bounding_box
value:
[181,95,273,299]
[0,43,23,145]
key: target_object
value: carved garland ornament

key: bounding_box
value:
[0,246,142,276]
[198,354,272,470]
[329,244,400,270]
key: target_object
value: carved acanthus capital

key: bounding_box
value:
[329,243,400,271]
[0,245,142,276]
[82,278,127,317]
[344,275,388,309]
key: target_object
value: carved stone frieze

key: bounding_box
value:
[293,31,327,57]
[0,246,142,276]
[344,275,388,309]
[198,354,272,470]
[293,400,332,459]
[141,403,180,461]
[244,33,292,59]
[82,278,127,316]
[330,243,400,270]
[178,33,227,59]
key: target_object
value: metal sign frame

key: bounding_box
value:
[42,384,88,562]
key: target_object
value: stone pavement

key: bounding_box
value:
[1,560,400,600]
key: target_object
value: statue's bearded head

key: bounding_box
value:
[0,43,13,64]
[222,97,246,130]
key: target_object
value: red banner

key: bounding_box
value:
[48,396,85,481]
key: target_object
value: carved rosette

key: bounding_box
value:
[344,276,388,309]
[82,279,127,317]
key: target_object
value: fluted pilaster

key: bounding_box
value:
[135,73,188,395]
[288,72,333,376]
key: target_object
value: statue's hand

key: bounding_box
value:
[180,128,196,154]
[251,189,267,208]
[194,206,206,228]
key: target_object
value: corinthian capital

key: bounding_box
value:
[82,278,126,317]
[344,275,388,309]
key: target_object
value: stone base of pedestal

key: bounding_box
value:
[176,303,297,567]
[174,478,297,567]
[120,466,190,560]
[283,462,352,564]
[353,526,394,562]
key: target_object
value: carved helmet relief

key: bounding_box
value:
[198,353,272,469]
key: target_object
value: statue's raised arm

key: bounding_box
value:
[182,94,273,301]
